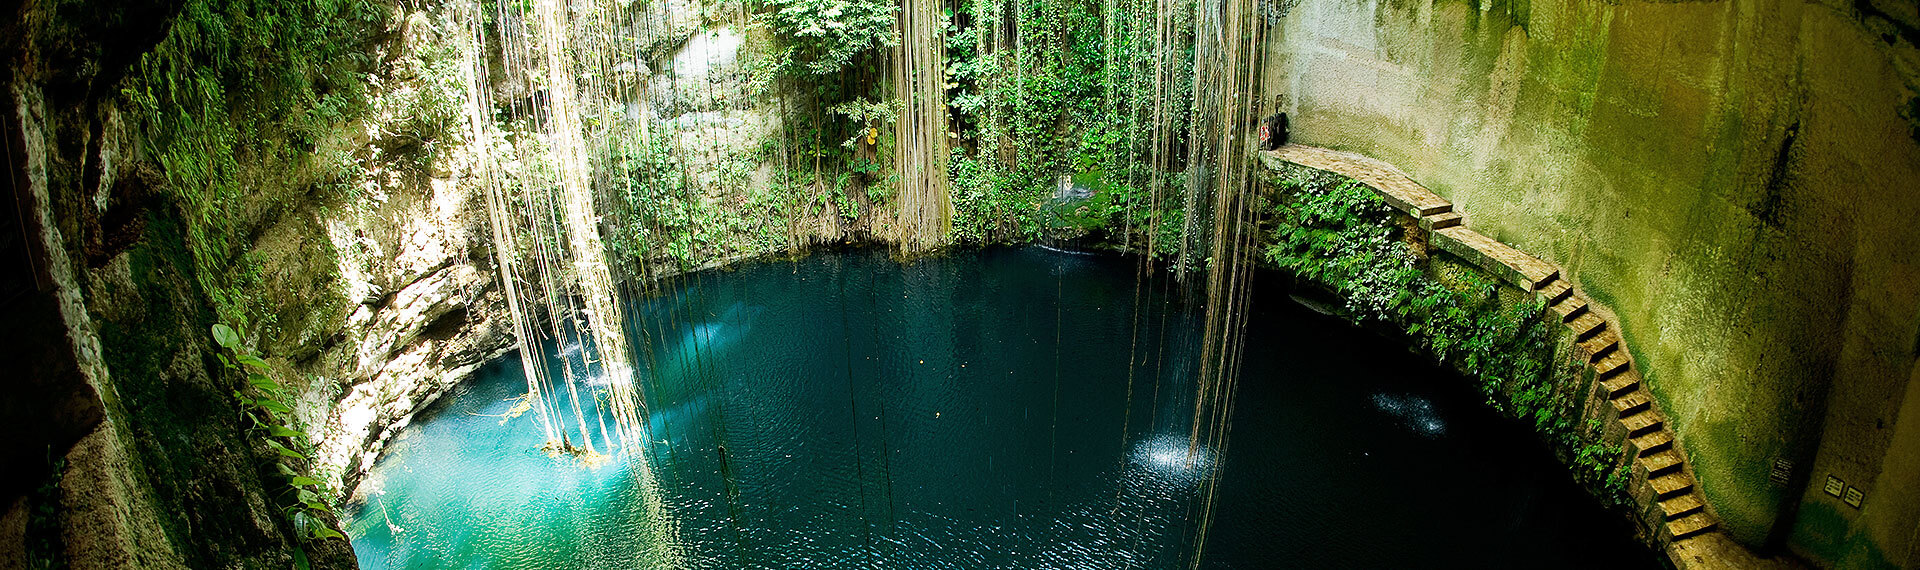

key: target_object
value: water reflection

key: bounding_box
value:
[1130,434,1216,487]
[1372,392,1446,438]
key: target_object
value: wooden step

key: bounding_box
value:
[1611,391,1653,416]
[1660,493,1706,520]
[1667,511,1718,540]
[1639,449,1684,477]
[1649,471,1695,499]
[1622,412,1664,437]
[1579,332,1620,361]
[1549,295,1590,323]
[1568,311,1607,341]
[1433,227,1559,290]
[1539,280,1573,304]
[1422,211,1463,230]
[1600,371,1640,400]
[1595,350,1632,379]
[1529,269,1562,292]
[1630,431,1673,456]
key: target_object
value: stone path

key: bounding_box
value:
[1259,145,1723,551]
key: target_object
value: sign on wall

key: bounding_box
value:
[1844,486,1865,509]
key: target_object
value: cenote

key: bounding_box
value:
[345,248,1655,568]
[14,0,1920,566]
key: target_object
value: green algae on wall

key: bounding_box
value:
[1793,501,1900,570]
[1261,0,1920,563]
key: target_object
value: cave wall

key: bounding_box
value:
[1259,0,1920,566]
[1,0,885,565]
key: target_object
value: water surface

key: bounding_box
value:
[346,247,1654,568]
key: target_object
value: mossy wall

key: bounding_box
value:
[5,0,929,563]
[1260,0,1920,565]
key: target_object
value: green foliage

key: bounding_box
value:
[1264,178,1550,393]
[743,0,903,246]
[1576,440,1632,499]
[121,0,384,332]
[22,455,66,569]
[1107,180,1185,258]
[750,0,1197,249]
[948,151,1049,243]
[609,137,792,269]
[210,324,345,542]
[759,0,898,77]
[945,0,1195,249]
[1264,173,1631,506]
[386,16,467,167]
[829,98,898,148]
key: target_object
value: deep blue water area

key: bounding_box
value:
[345,247,1655,569]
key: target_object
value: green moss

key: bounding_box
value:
[1901,96,1920,147]
[96,213,235,564]
[21,456,68,570]
[119,0,384,332]
[87,206,347,566]
[1689,418,1786,546]
[1790,501,1900,570]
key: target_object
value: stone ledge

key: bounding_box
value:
[1259,144,1790,570]
[1263,145,1453,216]
[1430,226,1560,290]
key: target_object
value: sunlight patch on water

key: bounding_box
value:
[1130,434,1216,487]
[1372,392,1445,438]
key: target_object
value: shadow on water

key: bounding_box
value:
[346,247,1657,569]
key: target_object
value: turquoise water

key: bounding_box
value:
[345,248,1654,568]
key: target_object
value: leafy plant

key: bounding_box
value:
[1263,172,1631,506]
[122,0,385,334]
[829,98,898,148]
[759,0,899,77]
[210,323,345,542]
[940,0,1196,250]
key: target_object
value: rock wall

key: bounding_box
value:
[1259,0,1920,566]
[1,0,507,566]
[1,0,890,565]
[302,0,893,509]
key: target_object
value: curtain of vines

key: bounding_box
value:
[893,0,952,250]
[948,0,1195,250]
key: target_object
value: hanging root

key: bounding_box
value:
[467,394,538,425]
[539,435,613,469]
[894,0,953,252]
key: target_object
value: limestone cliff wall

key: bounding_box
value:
[1259,0,1920,566]
[0,0,849,567]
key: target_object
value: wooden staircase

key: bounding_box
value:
[1539,275,1718,541]
[1261,144,1722,545]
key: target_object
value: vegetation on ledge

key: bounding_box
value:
[1261,168,1631,506]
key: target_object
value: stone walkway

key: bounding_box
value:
[1259,144,1728,563]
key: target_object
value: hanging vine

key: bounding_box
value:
[893,0,953,250]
